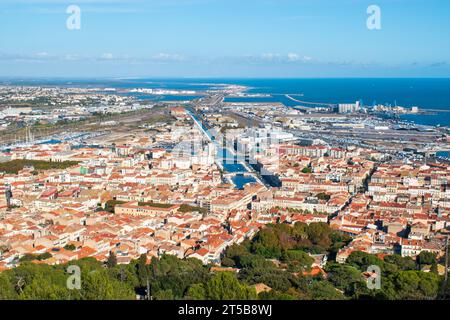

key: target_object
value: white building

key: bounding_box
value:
[338,101,360,114]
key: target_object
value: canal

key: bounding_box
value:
[187,109,257,189]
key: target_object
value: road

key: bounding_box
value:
[284,94,336,108]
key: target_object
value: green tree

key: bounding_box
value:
[0,273,17,300]
[136,254,149,288]
[306,223,332,252]
[153,289,174,300]
[384,255,416,271]
[238,254,276,270]
[64,244,76,251]
[416,251,437,268]
[309,281,346,300]
[67,257,103,274]
[390,270,440,300]
[280,250,314,272]
[148,255,210,299]
[18,274,69,300]
[316,193,331,201]
[325,263,365,297]
[19,253,38,263]
[430,260,438,274]
[188,272,257,300]
[109,264,139,289]
[221,257,235,268]
[291,222,309,241]
[186,283,206,300]
[258,290,295,300]
[106,252,118,269]
[238,267,295,292]
[222,243,251,268]
[37,252,52,261]
[252,228,281,258]
[346,251,384,271]
[82,270,134,300]
[301,167,312,174]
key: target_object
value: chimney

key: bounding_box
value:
[5,185,12,207]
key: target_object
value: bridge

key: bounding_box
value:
[223,171,265,187]
[284,94,337,108]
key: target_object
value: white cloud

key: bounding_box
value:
[243,53,314,64]
[287,53,300,62]
[150,53,185,62]
[261,53,281,61]
[287,53,313,62]
[0,51,189,63]
[100,53,114,60]
[0,52,55,61]
[34,52,50,58]
[63,54,80,61]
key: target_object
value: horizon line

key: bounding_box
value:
[1,76,450,81]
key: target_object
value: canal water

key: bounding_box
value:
[187,110,257,189]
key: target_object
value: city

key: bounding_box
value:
[1,81,450,301]
[1,0,450,310]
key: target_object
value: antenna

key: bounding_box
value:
[445,236,449,283]
[5,185,12,208]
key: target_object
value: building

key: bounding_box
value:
[338,101,360,114]
[115,201,180,216]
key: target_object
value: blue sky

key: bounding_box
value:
[0,0,449,78]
